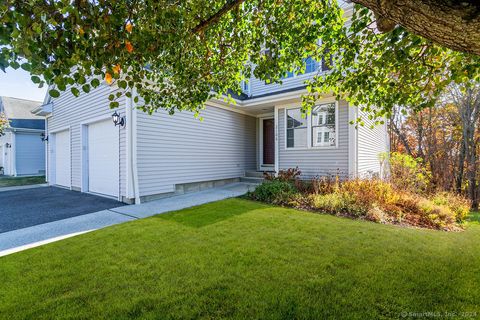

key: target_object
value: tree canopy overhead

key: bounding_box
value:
[1,0,479,120]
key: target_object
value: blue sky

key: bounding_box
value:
[0,68,47,102]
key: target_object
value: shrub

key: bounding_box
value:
[264,167,301,182]
[249,180,297,205]
[310,192,367,217]
[250,167,468,231]
[384,152,432,194]
[432,192,470,222]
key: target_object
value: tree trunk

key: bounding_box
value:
[350,0,480,55]
[456,136,466,194]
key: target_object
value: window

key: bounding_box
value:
[321,49,333,71]
[286,108,308,148]
[305,57,318,73]
[311,103,336,147]
[281,57,318,79]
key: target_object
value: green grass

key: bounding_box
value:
[1,199,479,319]
[0,175,45,187]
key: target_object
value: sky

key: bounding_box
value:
[0,67,47,102]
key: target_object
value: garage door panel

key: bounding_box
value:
[16,133,45,175]
[55,130,71,187]
[88,119,119,197]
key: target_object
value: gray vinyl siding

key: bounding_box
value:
[136,105,256,196]
[47,83,127,196]
[278,100,350,177]
[357,110,389,177]
[249,72,317,97]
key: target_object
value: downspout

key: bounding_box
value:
[126,88,141,204]
[130,89,141,204]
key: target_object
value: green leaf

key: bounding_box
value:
[91,78,100,88]
[31,75,41,84]
[71,87,80,97]
[82,84,90,93]
[49,89,60,98]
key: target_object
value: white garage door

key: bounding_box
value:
[55,130,71,187]
[16,132,45,175]
[88,119,119,197]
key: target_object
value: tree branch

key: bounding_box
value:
[350,0,480,55]
[192,0,246,34]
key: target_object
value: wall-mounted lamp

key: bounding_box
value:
[112,111,126,127]
[5,143,11,148]
[41,133,48,142]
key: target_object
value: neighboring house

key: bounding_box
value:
[0,96,45,176]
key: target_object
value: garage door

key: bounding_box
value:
[55,130,71,187]
[16,132,45,175]
[88,119,119,197]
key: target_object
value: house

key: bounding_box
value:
[0,96,45,176]
[33,58,389,204]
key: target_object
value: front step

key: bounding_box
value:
[240,176,264,184]
[245,170,265,178]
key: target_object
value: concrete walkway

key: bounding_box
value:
[0,183,48,192]
[0,182,256,257]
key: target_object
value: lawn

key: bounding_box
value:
[1,199,479,319]
[0,175,45,187]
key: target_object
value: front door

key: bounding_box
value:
[263,118,275,165]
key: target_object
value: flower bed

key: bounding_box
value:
[247,168,470,231]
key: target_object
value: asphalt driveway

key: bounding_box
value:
[0,187,125,233]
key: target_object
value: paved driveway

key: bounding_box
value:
[0,187,125,233]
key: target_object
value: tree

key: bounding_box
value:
[350,0,480,55]
[449,84,480,210]
[1,1,479,118]
[0,112,8,136]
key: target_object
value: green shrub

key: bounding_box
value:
[250,180,297,205]
[383,152,432,194]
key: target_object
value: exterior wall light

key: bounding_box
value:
[112,111,126,127]
[41,133,48,142]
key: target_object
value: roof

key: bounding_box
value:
[0,96,43,120]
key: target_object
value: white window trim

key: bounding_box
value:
[284,101,339,151]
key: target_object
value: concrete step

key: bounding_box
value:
[239,177,264,184]
[245,171,266,178]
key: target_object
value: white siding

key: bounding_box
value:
[136,105,257,196]
[277,100,350,177]
[47,84,127,196]
[357,110,389,177]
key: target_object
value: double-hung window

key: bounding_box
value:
[285,103,337,149]
[286,108,308,148]
[311,103,336,147]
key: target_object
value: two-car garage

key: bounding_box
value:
[51,118,120,199]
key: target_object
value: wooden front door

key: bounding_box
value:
[263,119,275,165]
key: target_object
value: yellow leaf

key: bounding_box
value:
[113,64,121,74]
[126,22,133,33]
[105,72,113,85]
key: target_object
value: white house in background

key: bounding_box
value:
[0,96,45,176]
[33,64,388,203]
